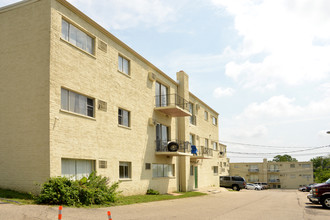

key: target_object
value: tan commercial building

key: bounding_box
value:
[0,0,228,195]
[230,159,314,189]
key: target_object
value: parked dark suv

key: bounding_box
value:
[220,176,246,191]
[307,178,330,209]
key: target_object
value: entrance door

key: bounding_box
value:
[194,167,198,188]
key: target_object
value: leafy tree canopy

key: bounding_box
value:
[272,154,297,162]
[311,156,330,170]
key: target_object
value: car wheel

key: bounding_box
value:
[321,196,330,209]
[232,185,240,191]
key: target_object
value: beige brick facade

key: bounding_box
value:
[230,159,314,189]
[0,0,228,195]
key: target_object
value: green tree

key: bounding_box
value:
[310,155,330,183]
[272,154,297,162]
[311,156,330,170]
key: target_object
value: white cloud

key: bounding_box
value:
[212,0,330,89]
[236,95,330,124]
[213,87,234,98]
[67,0,184,30]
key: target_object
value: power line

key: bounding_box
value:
[227,145,330,155]
[220,140,321,149]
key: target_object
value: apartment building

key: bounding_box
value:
[230,159,313,189]
[0,0,227,195]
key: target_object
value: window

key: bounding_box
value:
[145,163,151,170]
[61,88,94,117]
[118,108,130,127]
[302,164,311,168]
[189,134,195,145]
[155,82,168,107]
[290,164,295,168]
[189,103,196,125]
[212,142,217,150]
[61,19,94,54]
[212,116,217,125]
[118,55,130,75]
[152,164,173,177]
[302,174,312,179]
[190,165,194,176]
[204,111,208,120]
[205,138,209,148]
[61,159,94,180]
[119,162,131,179]
[156,123,169,151]
[290,174,296,179]
[213,166,218,175]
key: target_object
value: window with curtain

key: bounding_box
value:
[61,88,94,117]
[152,164,173,177]
[61,159,94,180]
[155,82,168,107]
[61,19,94,54]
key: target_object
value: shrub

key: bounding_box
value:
[36,172,120,206]
[146,189,159,195]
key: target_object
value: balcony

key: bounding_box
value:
[191,146,213,159]
[248,169,259,172]
[268,169,280,173]
[269,179,280,183]
[154,94,191,117]
[155,139,191,156]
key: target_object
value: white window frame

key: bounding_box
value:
[61,19,94,54]
[118,108,130,127]
[118,54,130,75]
[61,159,95,180]
[119,162,131,179]
[61,88,94,117]
[152,164,173,178]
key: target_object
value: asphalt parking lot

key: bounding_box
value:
[0,189,329,220]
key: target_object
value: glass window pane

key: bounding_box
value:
[123,58,129,74]
[78,94,87,115]
[160,85,167,106]
[152,164,157,177]
[86,36,93,54]
[118,56,123,72]
[157,164,163,177]
[155,82,160,107]
[61,19,69,40]
[61,88,69,110]
[123,110,129,126]
[69,24,78,45]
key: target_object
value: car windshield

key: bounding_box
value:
[326,178,330,184]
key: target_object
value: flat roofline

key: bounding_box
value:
[1,0,219,116]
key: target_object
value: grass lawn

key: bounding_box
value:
[112,191,207,206]
[0,188,206,207]
[0,188,35,205]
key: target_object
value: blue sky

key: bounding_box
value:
[2,0,330,162]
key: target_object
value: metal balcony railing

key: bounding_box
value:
[155,94,190,111]
[155,139,190,153]
[193,146,213,157]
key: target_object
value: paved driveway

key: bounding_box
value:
[1,189,329,219]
